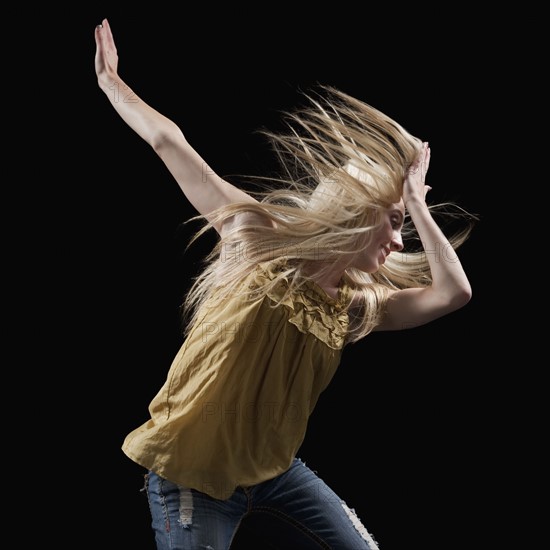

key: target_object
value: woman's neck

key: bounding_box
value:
[302,261,348,298]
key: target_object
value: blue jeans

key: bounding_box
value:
[144,458,380,549]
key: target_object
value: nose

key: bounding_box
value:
[390,231,404,252]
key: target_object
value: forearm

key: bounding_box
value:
[407,197,472,303]
[97,74,181,150]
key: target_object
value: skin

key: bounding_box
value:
[354,200,406,274]
[95,18,472,333]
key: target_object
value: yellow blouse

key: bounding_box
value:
[122,260,353,500]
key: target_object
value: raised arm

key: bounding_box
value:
[375,142,472,331]
[94,18,259,235]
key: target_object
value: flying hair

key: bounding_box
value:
[180,85,476,342]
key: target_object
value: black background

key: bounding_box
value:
[18,5,518,549]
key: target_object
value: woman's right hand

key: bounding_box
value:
[94,18,119,88]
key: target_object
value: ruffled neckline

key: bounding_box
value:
[250,260,352,349]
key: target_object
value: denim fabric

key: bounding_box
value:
[144,458,379,549]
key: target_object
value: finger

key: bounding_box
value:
[103,18,116,51]
[422,142,429,159]
[95,21,107,49]
[95,22,103,44]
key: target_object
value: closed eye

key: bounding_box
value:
[392,216,403,229]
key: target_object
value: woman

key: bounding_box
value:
[95,18,474,550]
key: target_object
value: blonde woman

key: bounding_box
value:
[95,18,474,550]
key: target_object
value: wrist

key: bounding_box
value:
[97,73,124,97]
[403,195,428,211]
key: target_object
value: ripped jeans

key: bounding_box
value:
[144,458,379,550]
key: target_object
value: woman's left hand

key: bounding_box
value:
[403,142,431,205]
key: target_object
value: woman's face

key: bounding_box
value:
[352,200,405,273]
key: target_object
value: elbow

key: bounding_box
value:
[151,125,185,155]
[449,283,472,311]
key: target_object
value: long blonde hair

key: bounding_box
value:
[181,85,475,342]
